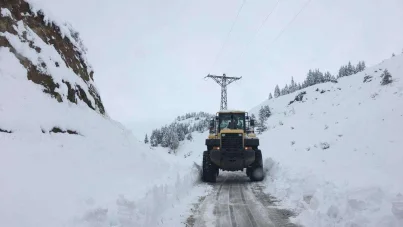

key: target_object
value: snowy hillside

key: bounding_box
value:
[146,111,214,153]
[0,1,202,227]
[250,54,403,226]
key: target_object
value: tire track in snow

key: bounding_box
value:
[215,175,229,227]
[188,172,299,227]
[228,183,237,227]
[239,183,258,227]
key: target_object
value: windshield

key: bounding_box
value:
[219,113,245,131]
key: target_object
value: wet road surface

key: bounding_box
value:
[185,172,300,227]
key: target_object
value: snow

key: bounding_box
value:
[3,1,403,226]
[0,17,99,113]
[1,8,12,18]
[25,0,92,73]
[0,9,204,227]
[250,53,403,226]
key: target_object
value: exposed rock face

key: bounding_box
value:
[0,0,106,115]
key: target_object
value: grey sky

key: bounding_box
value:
[30,0,403,138]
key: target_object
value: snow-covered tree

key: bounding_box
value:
[274,85,280,98]
[298,83,302,90]
[150,130,158,147]
[251,113,256,120]
[178,130,185,141]
[186,132,193,141]
[392,53,395,57]
[346,61,355,76]
[338,65,347,78]
[381,69,392,85]
[289,77,297,93]
[284,84,289,95]
[268,93,273,100]
[160,130,170,147]
[144,134,149,144]
[169,129,179,153]
[324,71,332,82]
[355,61,366,73]
[155,129,163,145]
[305,69,316,86]
[258,105,271,133]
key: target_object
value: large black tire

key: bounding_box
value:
[249,149,264,182]
[202,151,217,182]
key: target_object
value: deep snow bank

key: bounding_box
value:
[251,54,403,226]
[0,1,200,226]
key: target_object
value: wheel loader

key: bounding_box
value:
[202,110,264,182]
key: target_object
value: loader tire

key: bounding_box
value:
[202,151,217,182]
[249,149,264,182]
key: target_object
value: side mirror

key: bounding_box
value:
[209,119,214,128]
[246,116,249,120]
[215,116,219,121]
[250,119,255,127]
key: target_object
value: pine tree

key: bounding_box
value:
[251,113,256,120]
[144,134,149,144]
[161,128,170,147]
[290,77,297,93]
[155,129,163,145]
[178,130,185,141]
[268,93,273,100]
[284,84,289,95]
[361,61,366,71]
[257,105,271,134]
[169,131,179,153]
[392,53,395,57]
[274,85,281,98]
[186,132,193,141]
[338,65,346,78]
[305,69,315,86]
[358,61,366,72]
[346,61,355,76]
[258,105,271,130]
[381,69,392,85]
[324,71,332,82]
[150,130,158,147]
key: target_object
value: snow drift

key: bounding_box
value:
[250,54,403,226]
[0,1,200,227]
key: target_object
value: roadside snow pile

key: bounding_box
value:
[251,54,403,227]
[0,1,201,227]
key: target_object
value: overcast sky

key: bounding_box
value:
[30,0,403,138]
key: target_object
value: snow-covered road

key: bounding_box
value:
[187,172,298,227]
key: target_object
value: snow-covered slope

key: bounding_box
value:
[0,1,200,227]
[250,54,403,226]
[146,112,214,152]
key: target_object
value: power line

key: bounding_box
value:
[263,0,312,54]
[209,0,247,72]
[228,0,282,70]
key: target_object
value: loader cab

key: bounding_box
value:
[208,110,255,135]
[218,112,245,132]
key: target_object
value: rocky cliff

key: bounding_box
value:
[0,0,105,115]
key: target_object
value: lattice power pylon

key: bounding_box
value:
[205,73,242,110]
